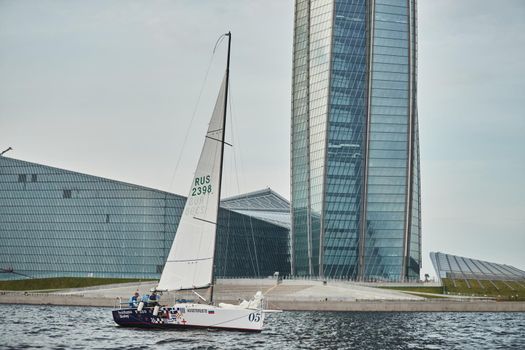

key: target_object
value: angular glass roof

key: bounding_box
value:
[221,188,290,228]
[430,252,525,282]
[221,188,289,211]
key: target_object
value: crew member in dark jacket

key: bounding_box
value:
[128,292,140,308]
[148,290,160,307]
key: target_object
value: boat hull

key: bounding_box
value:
[112,303,264,332]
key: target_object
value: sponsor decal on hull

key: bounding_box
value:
[112,307,262,332]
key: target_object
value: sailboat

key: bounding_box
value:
[112,32,265,332]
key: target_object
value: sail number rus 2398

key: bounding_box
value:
[191,175,212,196]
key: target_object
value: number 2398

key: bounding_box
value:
[191,185,212,196]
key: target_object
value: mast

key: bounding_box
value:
[210,31,231,304]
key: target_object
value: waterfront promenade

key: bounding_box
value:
[1,278,524,312]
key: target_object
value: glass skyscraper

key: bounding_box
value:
[291,0,421,281]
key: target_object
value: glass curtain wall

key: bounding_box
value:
[291,0,334,276]
[364,0,411,279]
[0,157,291,280]
[308,0,334,277]
[323,0,367,279]
[291,0,312,275]
[408,0,421,280]
[291,0,421,281]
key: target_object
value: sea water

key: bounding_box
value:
[1,304,523,349]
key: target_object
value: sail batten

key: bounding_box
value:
[166,257,213,262]
[157,74,228,292]
[193,217,217,225]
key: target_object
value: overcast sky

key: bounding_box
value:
[1,0,524,277]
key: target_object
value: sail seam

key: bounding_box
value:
[166,257,213,262]
[172,284,211,292]
[193,217,217,225]
[205,136,232,146]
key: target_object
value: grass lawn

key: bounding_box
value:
[400,292,449,299]
[379,286,444,294]
[443,278,525,301]
[0,277,155,291]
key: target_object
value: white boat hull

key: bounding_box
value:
[113,303,265,332]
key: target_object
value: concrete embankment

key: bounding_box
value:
[265,300,525,312]
[1,291,524,312]
[0,292,115,308]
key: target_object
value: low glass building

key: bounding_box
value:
[430,252,525,283]
[0,156,290,280]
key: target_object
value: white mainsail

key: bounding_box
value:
[157,75,227,291]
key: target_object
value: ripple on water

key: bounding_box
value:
[156,337,198,345]
[1,306,524,350]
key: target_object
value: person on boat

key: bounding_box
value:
[141,293,150,306]
[148,289,160,307]
[128,292,140,308]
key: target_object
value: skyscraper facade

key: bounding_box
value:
[291,0,421,281]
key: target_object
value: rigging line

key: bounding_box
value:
[228,82,260,279]
[228,81,241,194]
[228,81,241,195]
[248,212,261,278]
[240,209,257,277]
[226,81,255,275]
[213,34,228,54]
[219,81,237,279]
[168,46,217,191]
[223,205,231,277]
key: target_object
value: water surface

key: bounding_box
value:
[1,305,523,349]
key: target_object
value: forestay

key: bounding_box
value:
[157,75,227,291]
